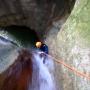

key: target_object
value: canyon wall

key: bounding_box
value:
[46,0,90,90]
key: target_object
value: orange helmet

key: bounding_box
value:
[35,41,42,48]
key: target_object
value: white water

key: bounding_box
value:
[29,51,55,90]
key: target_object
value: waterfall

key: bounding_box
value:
[29,51,55,90]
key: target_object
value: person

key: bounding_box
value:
[35,41,49,54]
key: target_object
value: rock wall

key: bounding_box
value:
[0,0,75,39]
[46,0,90,90]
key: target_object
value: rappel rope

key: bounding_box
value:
[49,55,90,80]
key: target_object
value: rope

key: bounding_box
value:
[51,56,90,80]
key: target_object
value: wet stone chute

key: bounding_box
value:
[0,35,18,73]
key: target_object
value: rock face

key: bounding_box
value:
[0,0,75,39]
[2,0,90,90]
[46,0,90,90]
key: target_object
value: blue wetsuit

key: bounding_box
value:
[40,44,48,54]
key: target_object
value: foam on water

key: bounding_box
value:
[29,51,55,90]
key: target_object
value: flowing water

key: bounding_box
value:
[0,33,55,90]
[29,51,55,90]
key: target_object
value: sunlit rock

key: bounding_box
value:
[46,0,90,90]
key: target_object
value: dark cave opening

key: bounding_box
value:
[1,25,40,47]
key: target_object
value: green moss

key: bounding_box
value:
[63,0,90,46]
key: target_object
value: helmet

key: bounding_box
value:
[35,41,42,48]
